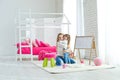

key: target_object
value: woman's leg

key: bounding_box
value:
[56,56,64,66]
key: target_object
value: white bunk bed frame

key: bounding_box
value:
[15,9,70,61]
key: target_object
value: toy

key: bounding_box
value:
[80,59,84,64]
[42,52,56,67]
[94,57,102,66]
[38,50,46,60]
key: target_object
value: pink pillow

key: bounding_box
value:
[40,41,50,47]
[32,40,38,47]
[25,38,30,44]
[35,39,42,47]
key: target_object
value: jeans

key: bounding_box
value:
[56,56,64,66]
[64,52,70,63]
[64,52,76,64]
[56,54,76,66]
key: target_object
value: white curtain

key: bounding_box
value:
[97,0,120,66]
[63,0,77,50]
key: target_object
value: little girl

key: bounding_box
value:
[63,34,75,64]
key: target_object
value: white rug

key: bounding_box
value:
[33,61,115,74]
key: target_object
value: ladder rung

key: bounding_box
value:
[21,45,31,48]
[21,28,31,30]
[17,27,31,30]
[21,37,27,40]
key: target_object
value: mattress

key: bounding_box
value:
[17,46,56,55]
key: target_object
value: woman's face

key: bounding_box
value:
[58,35,63,41]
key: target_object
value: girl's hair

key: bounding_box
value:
[63,34,70,45]
[56,33,64,42]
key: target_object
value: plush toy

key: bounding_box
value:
[94,57,102,66]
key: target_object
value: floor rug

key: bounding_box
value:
[33,61,115,74]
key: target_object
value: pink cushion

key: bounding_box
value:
[25,38,30,44]
[32,40,38,47]
[35,39,42,47]
[38,51,56,60]
[40,41,50,47]
[38,50,46,60]
[44,52,56,59]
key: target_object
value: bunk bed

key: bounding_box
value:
[15,9,70,61]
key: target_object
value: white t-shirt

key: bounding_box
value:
[61,40,68,50]
[57,41,63,56]
[57,40,68,56]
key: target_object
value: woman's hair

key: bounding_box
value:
[63,34,70,45]
[56,33,64,42]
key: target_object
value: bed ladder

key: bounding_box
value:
[18,28,33,61]
[18,9,33,61]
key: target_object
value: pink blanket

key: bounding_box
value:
[17,46,56,55]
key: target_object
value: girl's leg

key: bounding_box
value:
[68,57,71,63]
[64,52,69,64]
[69,58,76,64]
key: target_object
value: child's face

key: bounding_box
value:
[63,36,68,40]
[58,35,63,41]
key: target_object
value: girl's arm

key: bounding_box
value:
[63,48,72,53]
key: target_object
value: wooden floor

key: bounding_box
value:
[0,57,120,80]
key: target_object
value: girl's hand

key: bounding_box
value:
[63,50,68,52]
[63,48,72,52]
[69,53,74,58]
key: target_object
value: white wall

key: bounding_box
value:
[56,0,63,13]
[44,28,61,46]
[0,0,59,56]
